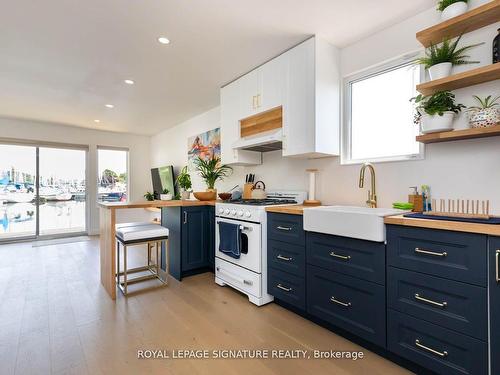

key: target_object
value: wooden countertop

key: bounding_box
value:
[385,214,500,236]
[265,205,320,215]
[98,200,217,209]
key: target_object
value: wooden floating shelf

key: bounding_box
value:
[417,0,500,47]
[416,63,500,95]
[416,124,500,144]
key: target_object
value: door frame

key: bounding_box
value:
[0,137,89,243]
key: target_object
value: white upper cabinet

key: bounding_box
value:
[220,36,340,165]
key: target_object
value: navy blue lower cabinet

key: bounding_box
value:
[267,213,305,246]
[268,239,305,277]
[387,309,487,375]
[306,264,386,347]
[306,232,385,285]
[268,267,306,310]
[387,225,487,287]
[162,206,212,280]
[490,236,500,375]
[387,267,487,341]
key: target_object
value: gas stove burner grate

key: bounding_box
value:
[228,199,297,206]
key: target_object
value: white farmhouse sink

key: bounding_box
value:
[303,206,407,242]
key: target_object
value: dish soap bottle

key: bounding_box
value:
[494,28,500,64]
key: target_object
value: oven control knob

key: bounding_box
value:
[237,210,243,217]
[245,211,251,218]
[231,209,237,216]
[218,208,224,214]
[224,209,230,215]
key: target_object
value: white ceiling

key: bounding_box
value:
[0,0,434,135]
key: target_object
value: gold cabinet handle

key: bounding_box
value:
[330,251,351,261]
[415,247,447,257]
[414,293,447,308]
[276,226,292,231]
[257,94,261,108]
[415,339,448,358]
[277,254,293,262]
[330,296,351,307]
[277,283,292,292]
[496,250,500,283]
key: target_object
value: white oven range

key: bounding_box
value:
[215,191,307,306]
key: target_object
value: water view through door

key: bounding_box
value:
[0,143,87,240]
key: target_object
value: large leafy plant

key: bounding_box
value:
[194,156,232,190]
[411,91,465,124]
[469,95,500,110]
[437,0,467,12]
[414,34,483,69]
[175,166,192,190]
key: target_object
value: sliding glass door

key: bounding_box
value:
[0,142,87,241]
[0,144,37,240]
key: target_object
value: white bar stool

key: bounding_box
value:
[115,223,169,296]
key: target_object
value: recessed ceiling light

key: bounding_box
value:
[124,79,135,85]
[158,37,170,45]
[105,104,114,109]
[94,119,101,123]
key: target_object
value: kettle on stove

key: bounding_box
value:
[251,181,267,200]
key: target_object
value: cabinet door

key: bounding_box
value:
[207,206,215,271]
[237,68,261,119]
[220,83,261,165]
[260,52,288,113]
[181,207,209,271]
[283,38,315,157]
[490,237,500,375]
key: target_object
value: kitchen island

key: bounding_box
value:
[99,200,216,299]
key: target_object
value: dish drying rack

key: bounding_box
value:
[425,199,491,220]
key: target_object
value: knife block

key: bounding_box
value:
[243,183,253,199]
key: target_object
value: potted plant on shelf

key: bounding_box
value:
[175,166,192,200]
[411,90,466,134]
[194,156,232,195]
[414,35,483,80]
[144,191,155,201]
[437,0,468,21]
[159,188,172,201]
[468,95,500,128]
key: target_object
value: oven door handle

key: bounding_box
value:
[216,266,253,286]
[216,220,253,232]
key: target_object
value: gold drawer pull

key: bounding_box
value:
[415,247,448,257]
[277,254,293,262]
[414,293,447,308]
[277,284,292,292]
[415,339,448,358]
[330,251,351,261]
[330,296,351,307]
[277,226,292,231]
[496,250,500,283]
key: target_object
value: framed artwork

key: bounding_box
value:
[187,128,221,170]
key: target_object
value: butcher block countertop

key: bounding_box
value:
[384,214,500,236]
[265,205,320,215]
[98,200,217,209]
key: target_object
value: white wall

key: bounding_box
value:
[0,117,152,234]
[152,0,500,213]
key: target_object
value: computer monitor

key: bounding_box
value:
[151,165,176,199]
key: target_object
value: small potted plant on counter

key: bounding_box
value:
[437,0,468,21]
[468,95,500,128]
[159,188,172,201]
[144,191,155,201]
[411,90,465,133]
[415,35,483,80]
[175,166,192,200]
[193,156,232,200]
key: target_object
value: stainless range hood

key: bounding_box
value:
[232,128,283,152]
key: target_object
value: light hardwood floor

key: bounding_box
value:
[0,238,413,375]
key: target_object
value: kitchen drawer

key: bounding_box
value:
[306,232,385,285]
[387,225,487,286]
[268,267,305,310]
[387,310,487,375]
[215,258,261,298]
[388,267,487,341]
[268,240,305,277]
[267,213,305,246]
[306,264,386,347]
